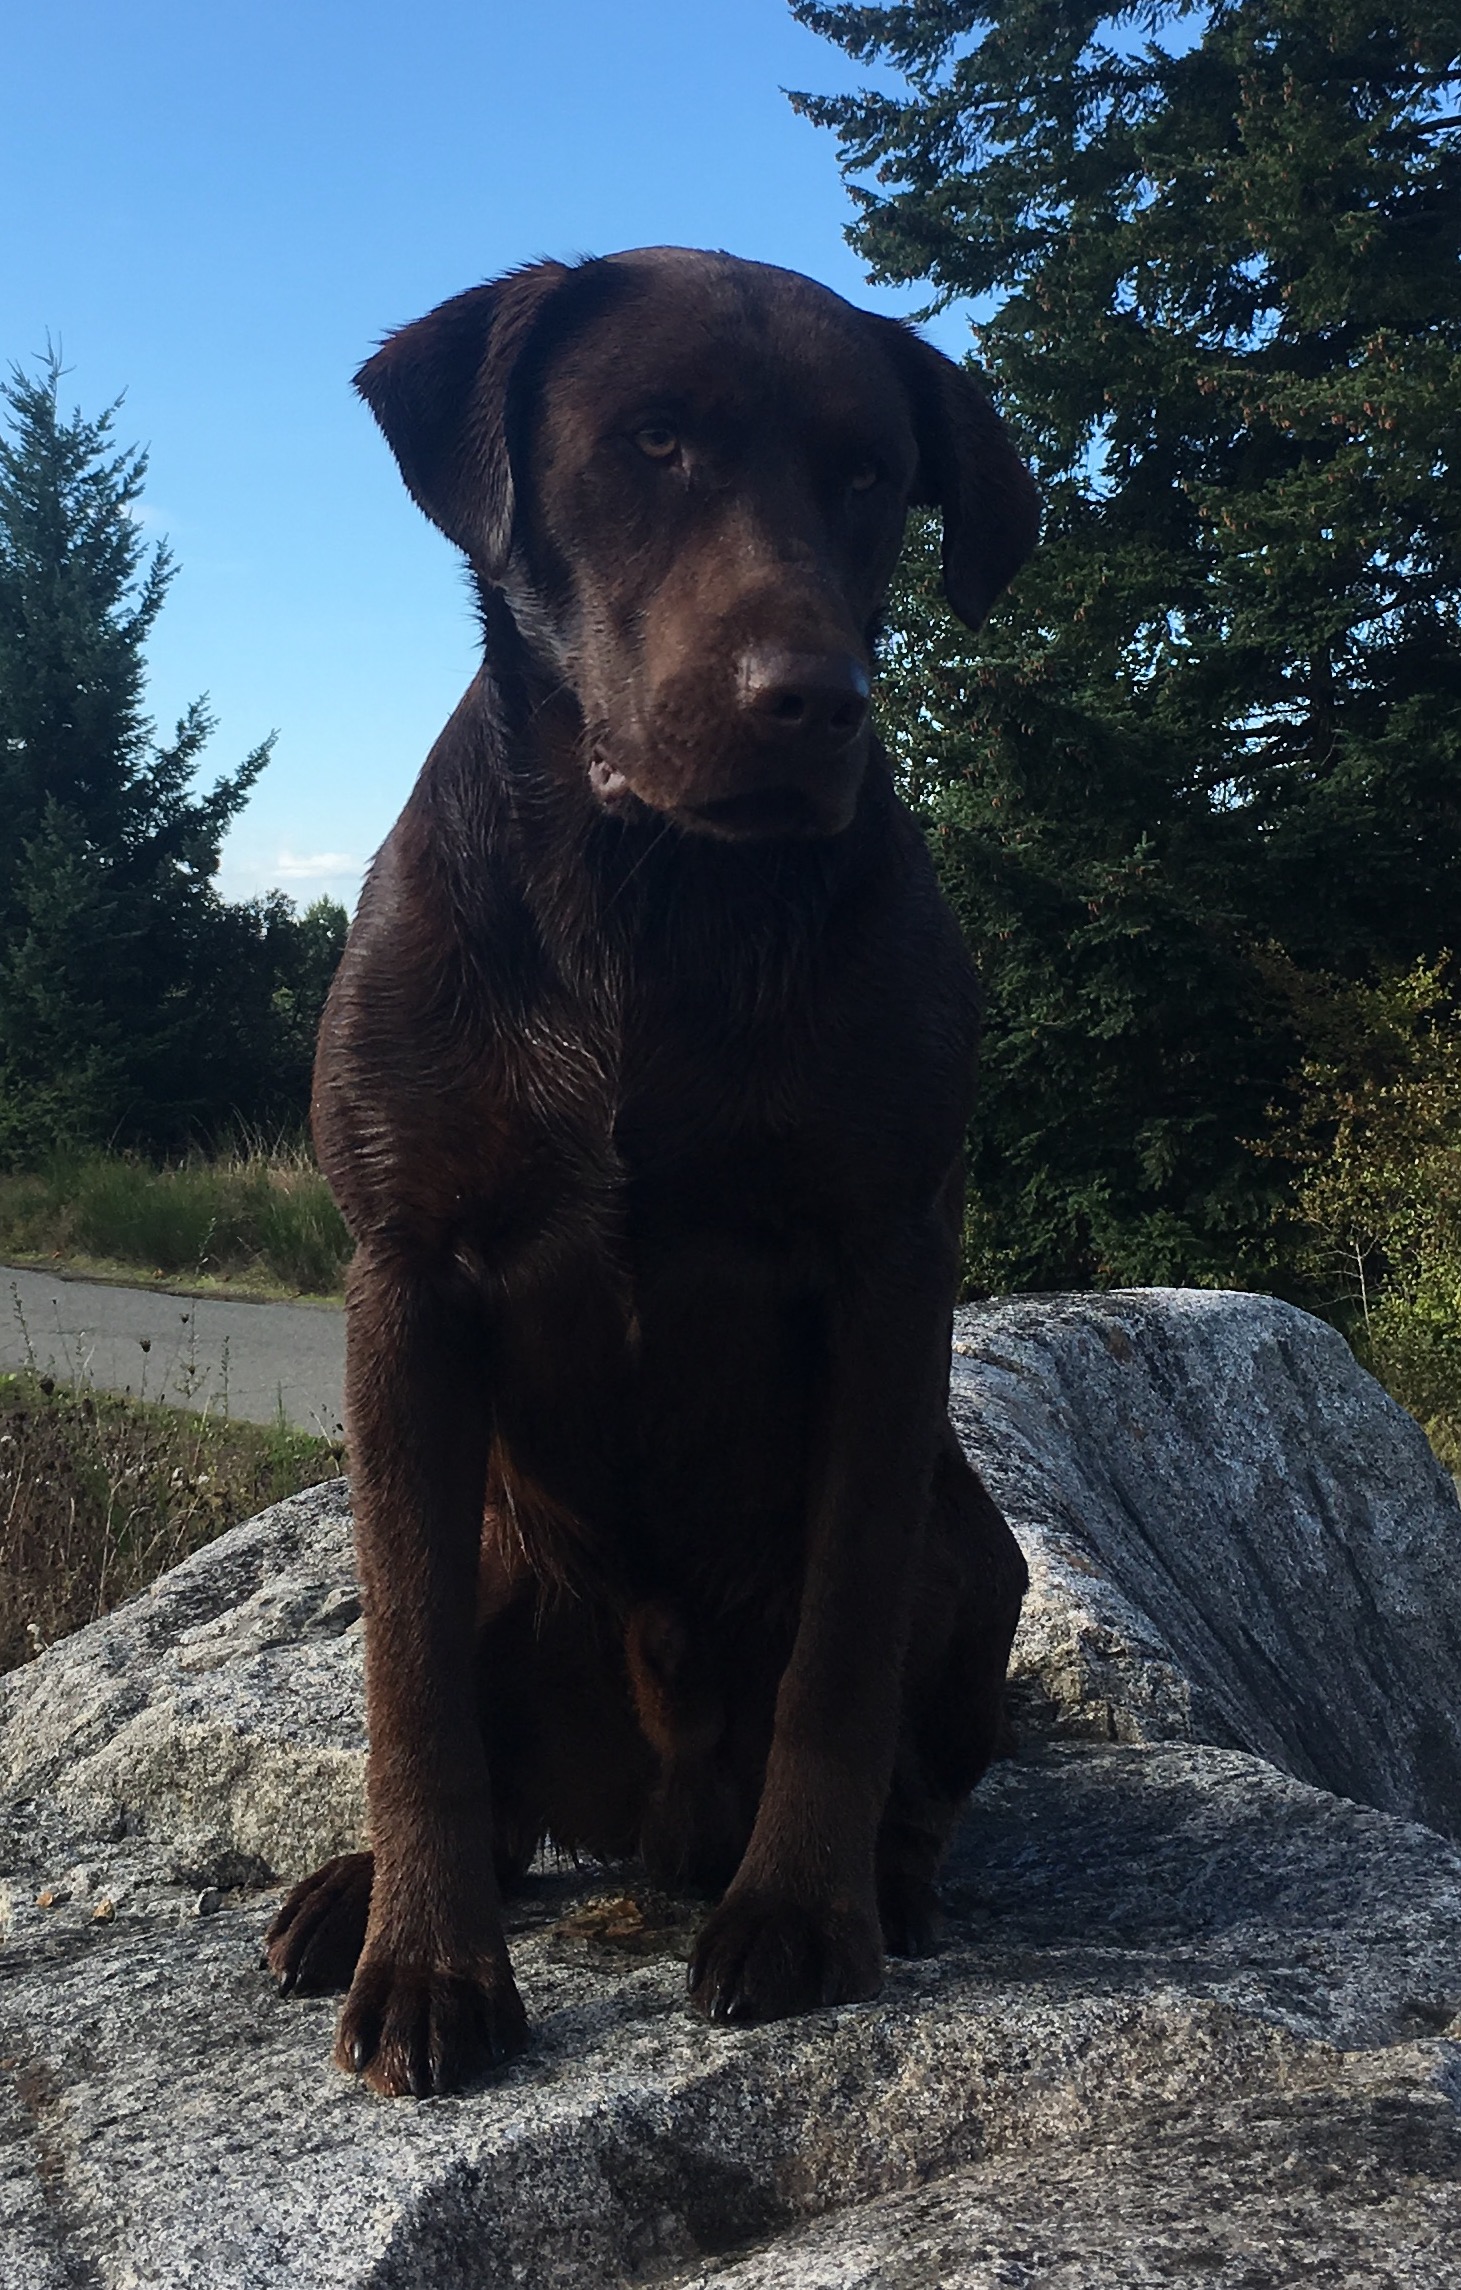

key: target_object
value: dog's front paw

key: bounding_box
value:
[334,1947,528,2097]
[264,1851,374,1995]
[688,1889,883,2025]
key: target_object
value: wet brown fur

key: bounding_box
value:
[263,249,1036,2097]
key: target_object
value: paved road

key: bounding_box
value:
[1,1264,345,1434]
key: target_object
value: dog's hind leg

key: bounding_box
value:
[478,1570,655,1879]
[624,1600,774,1896]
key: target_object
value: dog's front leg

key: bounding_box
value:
[335,1248,526,2096]
[689,1220,953,2023]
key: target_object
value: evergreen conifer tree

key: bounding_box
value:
[0,354,344,1158]
[794,0,1461,1289]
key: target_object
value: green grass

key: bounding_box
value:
[0,1368,344,1673]
[0,1145,350,1298]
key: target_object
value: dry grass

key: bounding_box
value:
[0,1368,343,1673]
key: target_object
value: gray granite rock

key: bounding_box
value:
[673,2048,1461,2287]
[0,1477,364,1883]
[4,1290,1456,1894]
[0,1745,1459,2288]
[952,1288,1461,1837]
[2,1288,1460,2286]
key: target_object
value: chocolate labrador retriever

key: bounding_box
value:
[264,247,1036,2097]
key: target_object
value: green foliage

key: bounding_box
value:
[795,0,1461,1291]
[882,513,1298,1289]
[0,803,130,1163]
[0,1144,350,1296]
[0,354,348,1160]
[1262,957,1461,1461]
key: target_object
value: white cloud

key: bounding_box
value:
[273,849,360,880]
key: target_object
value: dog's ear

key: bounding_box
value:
[354,262,573,572]
[876,322,1040,631]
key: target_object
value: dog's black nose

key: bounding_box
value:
[739,648,871,751]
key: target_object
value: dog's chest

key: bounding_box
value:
[534,924,825,1169]
[530,965,841,1309]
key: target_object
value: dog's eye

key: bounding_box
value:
[849,463,881,494]
[634,425,680,461]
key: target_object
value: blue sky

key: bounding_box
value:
[3,0,974,916]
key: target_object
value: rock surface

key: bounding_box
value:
[0,1479,364,1885]
[1,1745,1459,2288]
[674,2048,1461,2288]
[953,1288,1461,1837]
[1,1288,1459,2286]
[4,1290,1455,1888]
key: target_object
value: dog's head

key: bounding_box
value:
[356,248,1038,841]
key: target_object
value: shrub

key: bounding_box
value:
[1264,956,1461,1465]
